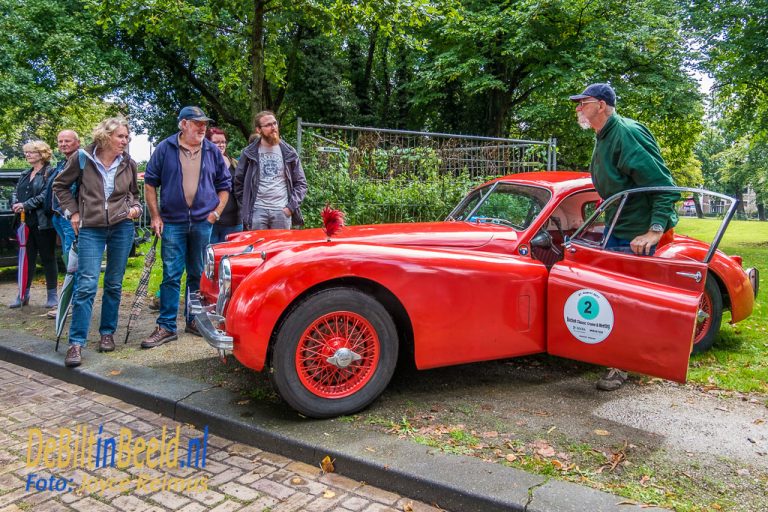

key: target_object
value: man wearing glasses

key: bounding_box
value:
[234,110,307,231]
[142,106,231,347]
[570,83,678,391]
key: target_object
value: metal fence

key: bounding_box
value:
[297,120,557,224]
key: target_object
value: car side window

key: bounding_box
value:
[0,182,14,212]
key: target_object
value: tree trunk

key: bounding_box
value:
[249,0,267,135]
[757,203,766,221]
[693,193,704,219]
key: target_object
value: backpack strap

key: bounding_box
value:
[78,149,87,173]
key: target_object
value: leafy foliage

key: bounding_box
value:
[0,0,129,145]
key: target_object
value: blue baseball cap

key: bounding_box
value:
[177,106,212,123]
[569,83,616,107]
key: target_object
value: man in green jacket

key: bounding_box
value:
[570,83,679,390]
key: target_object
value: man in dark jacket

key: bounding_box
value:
[234,111,307,230]
[570,83,678,391]
[142,106,231,348]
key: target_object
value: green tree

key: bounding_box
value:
[0,0,130,146]
[406,0,702,178]
[686,0,768,140]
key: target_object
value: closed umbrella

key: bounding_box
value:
[124,235,159,344]
[54,240,78,352]
[16,211,29,307]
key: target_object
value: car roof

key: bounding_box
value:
[483,171,593,195]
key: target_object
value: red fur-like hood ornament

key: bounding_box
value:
[321,205,345,241]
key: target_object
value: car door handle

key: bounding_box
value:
[676,271,702,283]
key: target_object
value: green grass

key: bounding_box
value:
[676,218,768,393]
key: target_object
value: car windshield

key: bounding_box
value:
[448,182,551,230]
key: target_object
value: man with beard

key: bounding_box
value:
[234,111,307,230]
[569,83,678,391]
[141,106,231,347]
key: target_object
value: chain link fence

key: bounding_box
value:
[297,121,557,226]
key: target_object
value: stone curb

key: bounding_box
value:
[0,332,668,512]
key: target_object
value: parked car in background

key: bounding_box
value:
[192,171,759,418]
[0,172,22,267]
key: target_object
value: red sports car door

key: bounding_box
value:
[546,244,707,382]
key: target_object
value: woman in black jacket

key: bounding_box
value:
[10,140,58,308]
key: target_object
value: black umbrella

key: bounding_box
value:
[124,235,159,344]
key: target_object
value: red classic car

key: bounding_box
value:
[191,171,758,418]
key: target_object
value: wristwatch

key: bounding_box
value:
[650,223,664,233]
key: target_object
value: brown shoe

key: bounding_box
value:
[184,320,202,337]
[65,345,82,367]
[141,326,177,349]
[99,334,115,353]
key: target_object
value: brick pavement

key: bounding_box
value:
[0,360,445,512]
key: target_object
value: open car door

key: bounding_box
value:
[546,187,738,382]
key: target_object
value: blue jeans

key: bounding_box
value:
[605,234,656,256]
[68,220,134,347]
[159,220,213,332]
[52,214,76,264]
[210,223,243,244]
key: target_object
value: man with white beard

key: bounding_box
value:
[569,83,679,391]
[234,110,307,231]
[142,106,231,347]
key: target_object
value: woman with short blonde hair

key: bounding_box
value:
[10,140,58,308]
[53,116,142,367]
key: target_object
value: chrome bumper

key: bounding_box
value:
[746,267,759,298]
[189,293,233,351]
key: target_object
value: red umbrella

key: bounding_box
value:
[16,211,29,306]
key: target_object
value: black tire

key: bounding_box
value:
[692,275,723,354]
[270,287,398,418]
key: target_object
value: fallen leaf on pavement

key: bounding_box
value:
[403,502,414,511]
[290,477,305,485]
[322,490,336,499]
[320,455,335,473]
[594,429,611,436]
[532,440,555,457]
[505,453,517,462]
[108,369,122,376]
[236,399,249,405]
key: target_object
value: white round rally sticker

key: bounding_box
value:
[563,289,614,344]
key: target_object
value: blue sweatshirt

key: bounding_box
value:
[144,134,231,223]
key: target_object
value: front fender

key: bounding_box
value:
[656,241,754,323]
[226,242,548,372]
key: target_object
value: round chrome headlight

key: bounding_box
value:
[218,257,232,298]
[204,245,215,280]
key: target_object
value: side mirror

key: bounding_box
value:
[530,230,552,249]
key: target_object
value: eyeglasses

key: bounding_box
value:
[23,151,40,155]
[576,100,600,107]
[260,121,278,128]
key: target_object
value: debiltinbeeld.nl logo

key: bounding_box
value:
[24,423,210,495]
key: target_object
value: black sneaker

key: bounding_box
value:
[141,326,177,348]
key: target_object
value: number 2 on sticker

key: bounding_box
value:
[583,300,593,315]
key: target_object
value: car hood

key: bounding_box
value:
[226,221,515,252]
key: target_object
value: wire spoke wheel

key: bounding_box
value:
[271,288,398,418]
[692,275,723,354]
[296,311,380,398]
